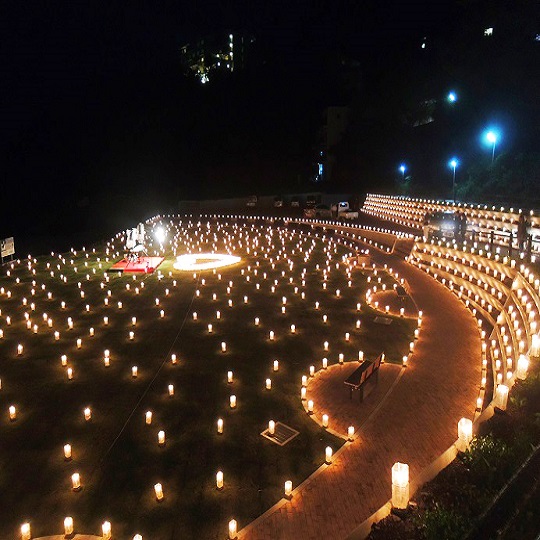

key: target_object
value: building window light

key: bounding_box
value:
[484,27,493,36]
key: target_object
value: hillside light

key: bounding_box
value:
[447,91,457,103]
[399,164,406,180]
[484,129,500,164]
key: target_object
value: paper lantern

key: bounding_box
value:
[269,420,275,435]
[495,384,509,410]
[322,414,329,428]
[64,516,74,536]
[230,395,237,408]
[307,400,314,414]
[158,430,166,446]
[323,314,328,323]
[77,338,82,349]
[269,331,275,340]
[391,462,409,509]
[322,358,328,369]
[133,535,142,540]
[103,317,108,326]
[168,384,174,396]
[71,472,81,491]
[216,470,224,490]
[273,360,279,371]
[21,523,31,540]
[102,521,111,540]
[145,411,152,425]
[228,519,237,540]
[531,334,540,357]
[309,365,315,376]
[154,482,164,501]
[516,354,529,380]
[266,378,272,390]
[217,418,224,434]
[64,443,72,460]
[132,366,138,378]
[325,446,333,464]
[208,324,213,333]
[61,355,68,366]
[348,426,355,441]
[9,405,16,421]
[17,344,23,356]
[301,387,307,400]
[221,342,227,352]
[301,375,307,387]
[284,480,293,498]
[457,418,473,449]
[67,367,73,380]
[89,327,94,337]
[84,407,91,421]
[324,341,329,351]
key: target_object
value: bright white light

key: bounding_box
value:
[486,131,497,144]
[155,227,166,243]
[174,253,241,271]
[447,92,457,103]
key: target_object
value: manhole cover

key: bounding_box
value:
[261,422,299,446]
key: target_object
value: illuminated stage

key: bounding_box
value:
[111,256,164,273]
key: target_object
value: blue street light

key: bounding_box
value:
[484,129,500,164]
[399,164,406,179]
[447,91,457,103]
[448,158,459,202]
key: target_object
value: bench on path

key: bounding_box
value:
[344,353,384,402]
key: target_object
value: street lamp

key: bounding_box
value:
[399,164,406,180]
[484,130,499,164]
[449,158,458,202]
[447,91,457,103]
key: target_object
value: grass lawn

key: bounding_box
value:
[0,217,415,539]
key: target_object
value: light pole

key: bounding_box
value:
[449,158,458,202]
[485,130,498,164]
[399,164,406,180]
[447,91,457,103]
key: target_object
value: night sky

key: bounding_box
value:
[1,0,537,253]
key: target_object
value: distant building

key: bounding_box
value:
[313,106,350,183]
[180,33,254,84]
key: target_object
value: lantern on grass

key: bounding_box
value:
[266,378,272,390]
[145,411,152,425]
[64,444,72,460]
[269,420,275,435]
[230,395,237,408]
[457,418,473,450]
[132,366,138,378]
[325,446,333,464]
[284,480,293,499]
[102,521,111,540]
[64,517,74,536]
[322,358,328,369]
[307,400,314,414]
[217,418,224,434]
[322,414,329,428]
[17,344,23,356]
[154,483,164,501]
[216,470,224,490]
[495,384,509,410]
[516,354,529,380]
[84,407,92,421]
[348,426,355,441]
[9,405,16,421]
[21,523,31,540]
[168,384,174,396]
[221,341,227,353]
[273,360,279,372]
[531,334,540,357]
[391,462,409,509]
[71,472,81,491]
[228,519,237,540]
[158,430,166,446]
[301,387,307,400]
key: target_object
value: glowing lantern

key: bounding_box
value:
[495,384,509,410]
[457,418,473,450]
[391,462,409,509]
[269,420,275,435]
[103,316,108,325]
[17,344,23,356]
[129,331,134,340]
[21,523,31,540]
[531,334,540,357]
[266,378,272,390]
[9,405,16,421]
[284,480,293,498]
[154,483,164,501]
[269,331,275,341]
[322,414,329,428]
[217,418,224,434]
[132,366,138,378]
[158,430,166,446]
[230,395,237,408]
[273,360,279,371]
[322,358,328,369]
[71,472,81,491]
[221,342,227,352]
[301,387,307,400]
[145,411,152,425]
[309,365,315,376]
[325,446,333,464]
[307,400,314,414]
[102,521,111,540]
[168,384,174,397]
[208,324,213,333]
[517,354,529,380]
[64,444,72,460]
[216,470,224,490]
[61,355,68,366]
[77,338,82,349]
[228,519,237,540]
[290,324,296,333]
[67,367,73,380]
[254,317,260,326]
[89,327,94,337]
[348,426,355,441]
[84,407,91,421]
[64,517,74,536]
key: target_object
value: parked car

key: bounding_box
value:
[290,196,300,208]
[273,196,284,208]
[331,201,359,220]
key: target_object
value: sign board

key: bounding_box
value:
[1,237,15,258]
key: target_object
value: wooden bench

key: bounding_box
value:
[344,353,384,402]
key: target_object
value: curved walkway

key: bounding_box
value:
[239,247,482,540]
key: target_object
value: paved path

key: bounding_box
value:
[240,248,481,540]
